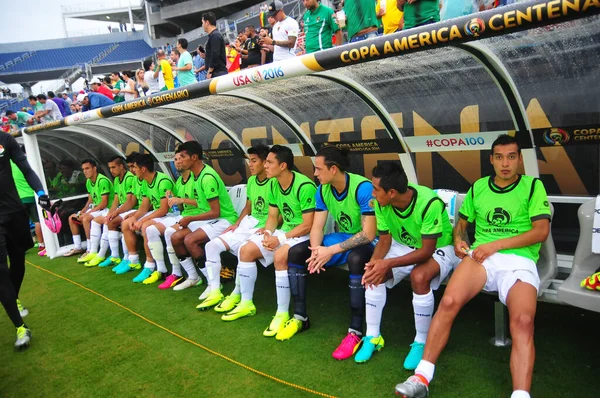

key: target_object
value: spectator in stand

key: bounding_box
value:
[27,95,44,116]
[239,25,262,67]
[260,1,299,62]
[166,42,172,55]
[62,93,73,108]
[35,94,63,122]
[77,92,115,111]
[172,38,196,86]
[143,59,162,95]
[344,0,381,42]
[90,77,114,100]
[296,19,306,55]
[259,27,274,64]
[47,91,70,117]
[156,49,175,91]
[5,110,33,128]
[103,76,113,90]
[302,0,342,54]
[203,12,228,78]
[194,46,208,81]
[225,41,240,72]
[169,50,181,87]
[398,0,440,29]
[110,72,125,103]
[236,31,249,69]
[135,68,149,97]
[377,0,404,34]
[120,71,138,100]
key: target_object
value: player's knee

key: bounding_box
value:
[347,251,367,275]
[410,268,430,291]
[439,294,461,316]
[239,243,255,262]
[171,230,186,246]
[510,313,534,336]
[273,248,288,270]
[287,245,307,268]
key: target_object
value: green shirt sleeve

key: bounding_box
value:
[201,175,220,201]
[98,178,112,196]
[298,183,317,213]
[157,178,173,199]
[459,186,475,223]
[125,175,135,194]
[421,198,445,239]
[529,179,552,222]
[375,202,389,234]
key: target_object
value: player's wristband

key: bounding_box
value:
[264,230,273,236]
[37,190,45,197]
[278,233,287,245]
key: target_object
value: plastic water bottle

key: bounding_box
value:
[168,192,180,216]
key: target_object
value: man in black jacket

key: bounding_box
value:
[0,132,50,350]
[202,12,228,78]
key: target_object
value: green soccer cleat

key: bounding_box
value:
[275,317,310,341]
[196,290,225,311]
[143,271,164,285]
[77,252,96,263]
[214,293,241,313]
[16,299,28,318]
[15,325,31,350]
[354,335,385,363]
[221,300,256,321]
[85,255,106,268]
[99,257,120,268]
[132,268,153,283]
[263,311,290,337]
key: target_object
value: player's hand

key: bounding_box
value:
[133,220,143,231]
[223,223,239,234]
[471,242,499,264]
[38,194,51,210]
[123,212,133,220]
[105,212,114,223]
[307,245,334,274]
[178,216,192,228]
[262,235,280,251]
[168,197,183,207]
[362,259,389,288]
[454,240,470,258]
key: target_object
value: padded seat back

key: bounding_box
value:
[228,184,247,216]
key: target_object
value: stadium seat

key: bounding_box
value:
[228,184,247,216]
[557,199,600,313]
[434,189,458,226]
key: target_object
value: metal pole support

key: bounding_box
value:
[490,300,511,347]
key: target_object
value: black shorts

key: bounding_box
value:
[0,210,34,263]
[22,201,39,223]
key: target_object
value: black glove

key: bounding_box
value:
[38,194,51,210]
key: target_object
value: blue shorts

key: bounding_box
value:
[322,233,376,267]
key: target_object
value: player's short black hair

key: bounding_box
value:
[143,58,153,71]
[269,145,294,171]
[372,162,408,194]
[28,95,37,101]
[108,155,126,167]
[177,38,188,49]
[5,110,14,116]
[491,134,521,154]
[47,91,56,98]
[81,159,97,168]
[316,146,350,172]
[247,144,270,160]
[36,94,47,100]
[134,154,155,172]
[202,12,217,26]
[125,152,139,164]
[176,141,203,159]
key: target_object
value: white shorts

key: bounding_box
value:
[384,241,459,290]
[154,214,182,229]
[242,230,309,267]
[119,209,151,220]
[479,252,540,305]
[218,215,260,255]
[188,218,232,240]
[87,209,108,218]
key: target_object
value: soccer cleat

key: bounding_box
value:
[332,332,362,360]
[38,248,47,256]
[581,272,600,290]
[77,252,96,263]
[214,293,241,313]
[158,274,183,290]
[173,278,200,291]
[395,375,430,398]
[112,259,130,273]
[263,311,290,337]
[221,300,256,321]
[143,271,165,285]
[354,335,385,363]
[115,261,139,275]
[196,290,225,311]
[15,325,31,350]
[404,342,426,370]
[99,257,120,268]
[85,255,106,268]
[63,247,85,257]
[132,268,153,283]
[220,267,235,283]
[16,299,29,318]
[275,317,310,341]
[198,284,222,301]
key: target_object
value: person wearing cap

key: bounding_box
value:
[302,0,343,54]
[78,92,115,111]
[90,77,114,100]
[259,1,299,62]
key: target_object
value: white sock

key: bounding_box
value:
[415,360,435,383]
[275,269,290,313]
[98,226,109,258]
[238,261,257,301]
[73,234,82,249]
[108,230,120,258]
[199,266,208,281]
[231,271,241,295]
[180,257,199,280]
[121,233,129,258]
[146,226,167,273]
[205,239,225,289]
[144,261,156,271]
[413,290,434,344]
[165,227,181,276]
[89,221,101,253]
[86,239,90,250]
[365,284,386,337]
[128,253,140,265]
[511,391,530,398]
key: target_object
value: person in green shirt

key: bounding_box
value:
[168,141,238,292]
[396,135,551,398]
[198,144,273,311]
[398,0,440,30]
[63,159,114,260]
[223,145,316,339]
[302,0,342,53]
[110,71,126,103]
[5,110,33,128]
[84,156,137,268]
[172,38,196,86]
[344,0,381,42]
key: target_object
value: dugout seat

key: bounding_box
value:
[557,199,600,313]
[228,184,247,216]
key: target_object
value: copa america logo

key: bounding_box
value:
[464,18,485,37]
[543,128,570,146]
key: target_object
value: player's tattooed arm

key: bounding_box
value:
[339,215,376,251]
[453,218,469,245]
